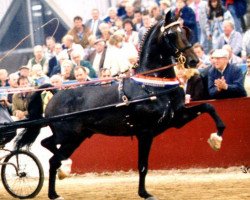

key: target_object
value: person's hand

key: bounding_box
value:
[214,77,228,91]
[15,110,26,120]
[0,96,9,107]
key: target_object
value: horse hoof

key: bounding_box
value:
[207,133,222,151]
[58,168,69,180]
[146,197,158,200]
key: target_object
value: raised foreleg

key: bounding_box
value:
[172,103,225,150]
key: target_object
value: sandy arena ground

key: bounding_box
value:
[0,167,249,200]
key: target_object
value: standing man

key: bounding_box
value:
[189,0,210,53]
[85,9,103,39]
[208,49,246,99]
[67,16,91,49]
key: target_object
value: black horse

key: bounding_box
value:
[15,12,225,200]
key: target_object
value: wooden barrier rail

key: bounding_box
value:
[71,97,250,173]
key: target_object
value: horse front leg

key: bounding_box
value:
[137,134,156,200]
[173,103,225,150]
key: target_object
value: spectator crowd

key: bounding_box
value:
[0,0,249,120]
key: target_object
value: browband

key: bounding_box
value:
[160,21,181,33]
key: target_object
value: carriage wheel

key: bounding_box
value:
[1,150,44,199]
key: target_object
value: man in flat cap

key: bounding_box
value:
[208,49,246,99]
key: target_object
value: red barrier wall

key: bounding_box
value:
[71,97,250,173]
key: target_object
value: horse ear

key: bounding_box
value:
[164,10,175,26]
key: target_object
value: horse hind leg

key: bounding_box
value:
[48,135,87,200]
[41,135,58,154]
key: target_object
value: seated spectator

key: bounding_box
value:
[247,55,250,73]
[4,73,19,114]
[121,2,135,20]
[27,45,49,75]
[176,67,207,102]
[216,20,242,56]
[149,2,163,22]
[193,43,211,69]
[31,64,50,87]
[18,65,31,79]
[159,0,171,15]
[74,66,90,83]
[87,38,107,75]
[113,30,138,73]
[12,76,32,120]
[103,7,120,27]
[48,50,69,77]
[0,69,9,87]
[103,34,131,76]
[61,60,75,81]
[138,10,153,44]
[208,49,247,99]
[41,75,63,112]
[50,74,63,88]
[70,50,97,78]
[0,69,10,111]
[241,29,250,61]
[47,43,63,77]
[132,9,143,32]
[99,68,112,79]
[99,22,112,42]
[44,36,56,60]
[62,34,85,59]
[222,44,243,65]
[99,68,112,85]
[123,19,139,49]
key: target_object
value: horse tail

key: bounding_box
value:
[15,84,56,149]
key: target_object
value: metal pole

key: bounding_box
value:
[26,0,35,47]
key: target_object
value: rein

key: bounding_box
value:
[0,62,179,95]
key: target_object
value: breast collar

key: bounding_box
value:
[131,75,180,88]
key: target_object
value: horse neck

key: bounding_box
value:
[136,23,176,78]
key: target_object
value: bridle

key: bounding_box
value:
[160,21,193,55]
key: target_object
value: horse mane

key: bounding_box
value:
[138,25,155,62]
[138,22,160,65]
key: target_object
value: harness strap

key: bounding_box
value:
[117,78,129,105]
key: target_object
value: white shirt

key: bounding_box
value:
[92,52,102,74]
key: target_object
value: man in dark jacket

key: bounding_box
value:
[175,0,199,44]
[208,49,246,99]
[221,0,247,32]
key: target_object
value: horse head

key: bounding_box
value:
[138,11,199,76]
[160,11,199,68]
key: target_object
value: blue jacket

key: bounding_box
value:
[178,6,198,44]
[208,64,246,99]
[221,0,247,17]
